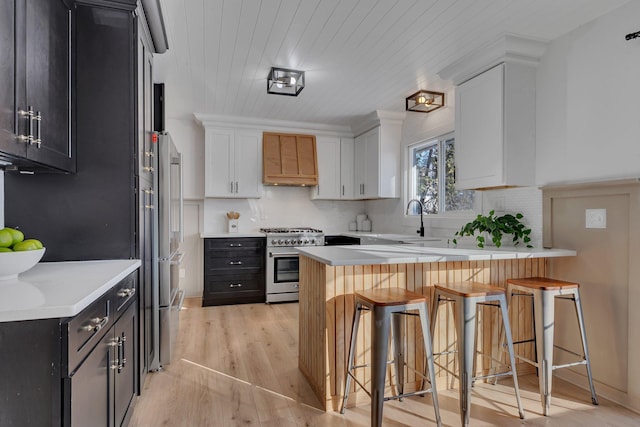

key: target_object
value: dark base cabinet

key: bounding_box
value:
[203,238,266,306]
[0,272,138,427]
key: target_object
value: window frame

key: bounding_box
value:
[405,132,478,218]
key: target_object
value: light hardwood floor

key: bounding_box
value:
[129,298,639,426]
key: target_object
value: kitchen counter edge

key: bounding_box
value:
[0,259,141,322]
[298,245,576,266]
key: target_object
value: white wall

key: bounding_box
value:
[536,1,640,185]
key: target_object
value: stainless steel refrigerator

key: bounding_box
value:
[151,132,185,371]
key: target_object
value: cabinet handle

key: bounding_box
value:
[144,187,154,210]
[342,185,344,196]
[31,111,42,147]
[235,181,239,193]
[110,337,120,370]
[120,333,127,370]
[229,261,243,265]
[230,182,234,193]
[229,283,243,288]
[17,108,33,144]
[143,166,155,172]
[117,288,136,298]
[229,243,243,247]
[80,316,109,333]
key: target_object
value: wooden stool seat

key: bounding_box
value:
[507,276,579,291]
[433,281,505,298]
[355,288,428,306]
[505,277,598,415]
[431,281,525,426]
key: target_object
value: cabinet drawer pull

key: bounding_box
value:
[31,111,42,147]
[81,316,109,333]
[229,283,243,288]
[229,261,243,265]
[117,288,136,298]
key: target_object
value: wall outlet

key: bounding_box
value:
[585,208,606,229]
[179,268,186,278]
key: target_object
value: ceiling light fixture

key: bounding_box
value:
[267,67,305,96]
[406,90,445,113]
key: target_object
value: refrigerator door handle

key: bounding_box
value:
[177,152,184,243]
[160,251,184,265]
[176,289,186,311]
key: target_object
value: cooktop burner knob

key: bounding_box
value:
[285,239,291,245]
[310,238,316,244]
[271,239,278,245]
[278,239,284,245]
[303,239,309,244]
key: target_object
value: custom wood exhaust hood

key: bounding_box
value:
[263,132,318,186]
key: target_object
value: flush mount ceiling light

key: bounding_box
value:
[267,67,305,96]
[406,90,445,113]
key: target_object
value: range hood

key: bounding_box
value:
[263,132,318,186]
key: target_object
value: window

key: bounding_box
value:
[408,134,475,215]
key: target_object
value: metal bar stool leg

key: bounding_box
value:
[573,289,599,405]
[499,295,525,419]
[391,312,405,399]
[371,306,391,427]
[340,303,363,414]
[417,303,443,427]
[456,296,477,427]
[534,289,555,416]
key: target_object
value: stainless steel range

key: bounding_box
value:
[261,227,324,303]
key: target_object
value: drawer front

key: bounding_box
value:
[205,254,263,271]
[206,237,265,251]
[110,272,137,318]
[204,272,264,294]
[67,291,111,374]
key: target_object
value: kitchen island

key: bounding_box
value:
[297,243,575,412]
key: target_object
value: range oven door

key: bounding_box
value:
[267,249,300,302]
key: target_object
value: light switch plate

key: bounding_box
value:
[585,208,606,229]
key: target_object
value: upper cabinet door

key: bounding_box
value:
[0,0,18,158]
[205,128,234,197]
[22,0,73,172]
[312,136,341,200]
[234,130,262,198]
[454,63,535,190]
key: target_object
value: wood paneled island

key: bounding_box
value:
[297,243,576,412]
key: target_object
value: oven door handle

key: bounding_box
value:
[269,251,299,258]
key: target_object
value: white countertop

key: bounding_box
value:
[298,243,576,266]
[0,259,141,322]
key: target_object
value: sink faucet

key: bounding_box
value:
[406,199,425,237]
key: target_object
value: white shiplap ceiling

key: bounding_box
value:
[155,0,629,127]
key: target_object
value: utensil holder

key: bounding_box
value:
[228,219,239,233]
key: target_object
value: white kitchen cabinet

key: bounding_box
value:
[204,127,262,198]
[454,62,535,190]
[312,136,354,200]
[340,137,354,199]
[354,125,400,199]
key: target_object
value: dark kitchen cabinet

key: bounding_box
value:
[203,237,266,306]
[4,0,164,399]
[0,271,138,427]
[0,0,74,172]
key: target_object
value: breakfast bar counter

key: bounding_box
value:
[296,244,575,412]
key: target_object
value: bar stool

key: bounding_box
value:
[430,282,525,427]
[505,277,598,415]
[340,287,442,427]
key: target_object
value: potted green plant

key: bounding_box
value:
[452,210,533,248]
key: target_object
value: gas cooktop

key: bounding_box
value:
[259,227,323,234]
